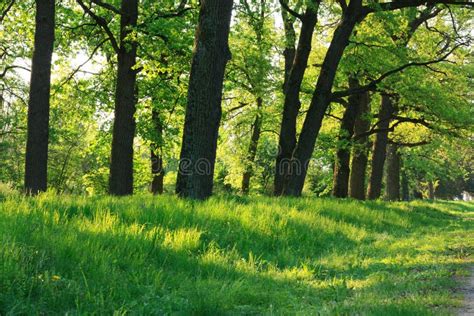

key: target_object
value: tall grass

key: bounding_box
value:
[0,193,472,314]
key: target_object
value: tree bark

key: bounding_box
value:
[274,3,318,196]
[348,91,371,200]
[150,108,164,195]
[241,97,262,194]
[284,0,365,196]
[385,143,400,201]
[401,167,410,201]
[175,0,233,200]
[332,77,361,198]
[281,0,297,90]
[109,0,139,196]
[150,149,164,195]
[24,0,55,195]
[367,94,395,200]
[428,180,435,199]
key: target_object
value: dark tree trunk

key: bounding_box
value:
[175,0,233,200]
[367,94,395,200]
[385,143,400,201]
[401,166,410,201]
[274,4,318,196]
[281,0,297,90]
[348,91,371,200]
[284,0,365,196]
[150,149,164,195]
[24,0,55,195]
[109,0,139,196]
[241,98,263,194]
[365,10,438,200]
[332,77,361,198]
[428,181,435,199]
[150,108,164,195]
[413,189,423,199]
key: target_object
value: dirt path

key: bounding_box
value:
[459,266,474,316]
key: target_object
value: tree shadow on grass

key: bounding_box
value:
[0,209,354,314]
[333,200,469,233]
[22,196,363,269]
[427,200,474,214]
[277,198,466,237]
[0,205,470,315]
[4,196,472,314]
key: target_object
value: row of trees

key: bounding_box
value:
[0,0,472,200]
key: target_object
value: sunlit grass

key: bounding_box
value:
[0,193,472,314]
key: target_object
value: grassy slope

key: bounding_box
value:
[0,193,472,315]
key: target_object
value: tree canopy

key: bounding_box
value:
[0,0,472,200]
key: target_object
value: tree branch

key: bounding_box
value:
[0,65,30,79]
[331,43,465,99]
[364,0,474,14]
[279,0,304,20]
[353,116,431,140]
[389,140,430,147]
[227,102,250,113]
[89,0,121,15]
[154,6,193,18]
[0,0,14,24]
[392,115,432,129]
[325,113,343,121]
[338,0,348,11]
[53,38,108,94]
[76,0,120,54]
[408,6,442,35]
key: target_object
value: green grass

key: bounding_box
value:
[0,193,472,315]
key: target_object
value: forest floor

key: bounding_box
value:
[0,192,473,315]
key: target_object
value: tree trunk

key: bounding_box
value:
[150,108,164,195]
[109,0,139,196]
[367,94,395,200]
[413,187,423,199]
[332,77,361,198]
[348,91,371,200]
[175,0,233,200]
[284,0,365,196]
[24,0,55,195]
[150,149,164,195]
[428,181,435,199]
[274,4,318,196]
[401,166,410,201]
[281,0,297,90]
[241,97,263,194]
[385,143,400,201]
